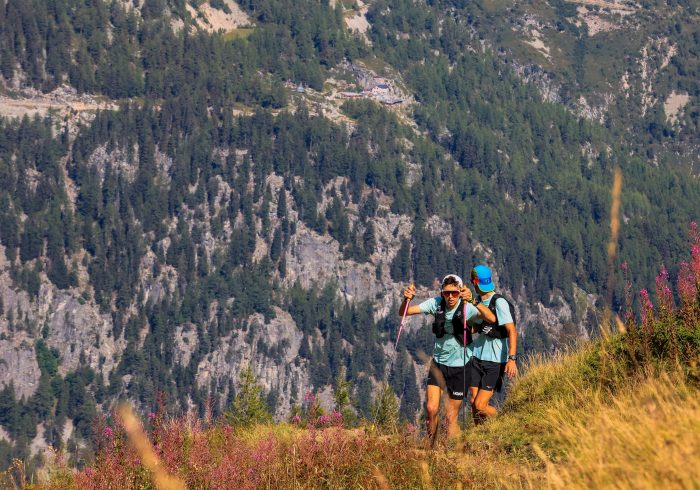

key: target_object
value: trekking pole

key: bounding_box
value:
[462,299,468,431]
[372,284,413,432]
[394,284,413,349]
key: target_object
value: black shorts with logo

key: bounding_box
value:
[469,357,506,392]
[427,359,471,400]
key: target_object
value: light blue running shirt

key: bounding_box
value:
[419,297,479,367]
[471,295,513,363]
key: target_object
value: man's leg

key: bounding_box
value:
[468,386,483,425]
[445,398,463,440]
[472,388,497,424]
[425,384,442,447]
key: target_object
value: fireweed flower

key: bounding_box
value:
[330,411,343,426]
[678,262,696,305]
[291,415,302,425]
[655,266,674,312]
[103,426,114,439]
[692,245,700,281]
[639,288,654,329]
[621,261,634,324]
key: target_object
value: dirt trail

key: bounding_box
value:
[567,0,636,13]
[0,93,116,120]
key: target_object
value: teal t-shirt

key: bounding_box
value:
[419,297,479,367]
[470,294,513,363]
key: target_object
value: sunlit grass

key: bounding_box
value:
[222,27,255,41]
[514,371,700,489]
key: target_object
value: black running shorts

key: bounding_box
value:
[426,359,471,400]
[469,357,506,392]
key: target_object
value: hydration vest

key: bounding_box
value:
[432,298,473,346]
[477,293,516,339]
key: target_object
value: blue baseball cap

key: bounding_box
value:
[471,265,494,293]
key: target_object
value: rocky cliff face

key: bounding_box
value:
[0,189,596,418]
[0,244,125,401]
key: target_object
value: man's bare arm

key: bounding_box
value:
[504,322,518,377]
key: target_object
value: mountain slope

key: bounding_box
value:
[11,269,700,488]
[451,0,700,170]
[0,0,699,471]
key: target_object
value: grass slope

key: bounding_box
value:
[8,331,697,489]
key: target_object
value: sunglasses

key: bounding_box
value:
[441,290,460,297]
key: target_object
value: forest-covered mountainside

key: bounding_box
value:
[451,0,700,170]
[0,0,699,472]
[6,247,700,488]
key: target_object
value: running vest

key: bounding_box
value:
[432,298,473,346]
[477,293,516,339]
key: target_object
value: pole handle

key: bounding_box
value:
[395,283,413,349]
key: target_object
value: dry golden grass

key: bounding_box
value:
[459,332,700,489]
[516,371,700,489]
[17,336,700,489]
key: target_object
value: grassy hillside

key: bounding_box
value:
[4,231,698,489]
[3,350,698,488]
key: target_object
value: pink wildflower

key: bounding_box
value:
[148,412,156,420]
[103,426,113,439]
[330,411,343,426]
[655,265,674,313]
[622,261,634,325]
[692,245,700,280]
[639,288,654,330]
[678,262,696,305]
[291,415,302,425]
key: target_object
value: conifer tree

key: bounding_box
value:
[224,367,272,428]
[371,382,400,434]
[333,367,357,426]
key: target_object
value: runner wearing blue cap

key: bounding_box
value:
[468,265,518,424]
[400,274,496,445]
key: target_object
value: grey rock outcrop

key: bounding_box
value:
[196,307,308,418]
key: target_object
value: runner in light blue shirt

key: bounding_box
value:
[467,265,518,425]
[399,274,495,445]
